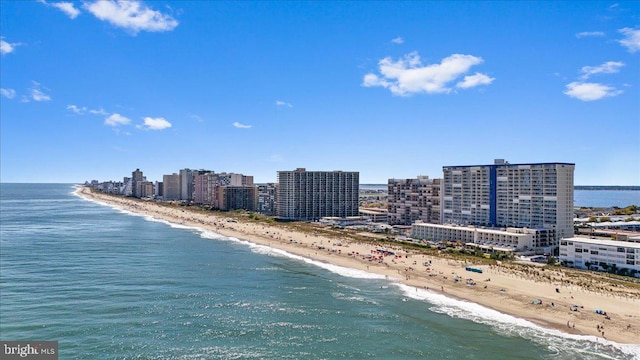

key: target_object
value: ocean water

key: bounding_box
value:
[573,190,640,208]
[1,184,638,359]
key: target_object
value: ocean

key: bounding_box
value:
[1,184,638,359]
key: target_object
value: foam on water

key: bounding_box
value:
[396,283,640,359]
[76,191,640,359]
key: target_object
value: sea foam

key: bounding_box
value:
[396,283,640,359]
[78,192,640,359]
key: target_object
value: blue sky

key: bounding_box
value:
[1,1,638,185]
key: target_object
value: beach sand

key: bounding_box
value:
[77,187,640,345]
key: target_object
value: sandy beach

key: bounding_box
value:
[76,187,640,345]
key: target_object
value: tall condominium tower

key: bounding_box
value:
[179,168,194,201]
[388,176,441,225]
[163,173,181,201]
[442,159,575,241]
[131,168,144,198]
[277,168,359,220]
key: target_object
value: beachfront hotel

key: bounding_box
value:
[559,237,640,276]
[412,159,575,254]
[441,159,575,244]
[387,176,441,225]
[193,171,254,207]
[277,168,359,220]
[412,222,556,253]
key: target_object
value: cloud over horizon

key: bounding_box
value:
[84,0,179,34]
[362,52,493,96]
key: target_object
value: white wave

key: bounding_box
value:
[396,284,640,359]
[245,242,389,280]
[76,194,640,358]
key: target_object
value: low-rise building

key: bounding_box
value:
[559,237,640,276]
[359,208,388,223]
[412,222,555,253]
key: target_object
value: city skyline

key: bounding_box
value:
[1,1,639,185]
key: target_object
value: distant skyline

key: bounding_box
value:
[1,1,638,185]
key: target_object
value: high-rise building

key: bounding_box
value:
[179,169,194,201]
[277,168,359,220]
[388,176,441,225]
[193,171,254,208]
[257,183,278,215]
[442,159,574,243]
[131,169,144,197]
[217,186,258,211]
[163,173,181,201]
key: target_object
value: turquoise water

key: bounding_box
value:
[1,184,638,359]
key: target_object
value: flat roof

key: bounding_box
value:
[562,237,640,249]
[444,162,575,169]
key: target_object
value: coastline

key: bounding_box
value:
[75,186,640,348]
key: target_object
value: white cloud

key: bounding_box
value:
[1,88,16,99]
[275,100,293,108]
[618,28,640,53]
[140,117,172,130]
[89,108,108,115]
[105,113,131,126]
[84,0,179,34]
[67,104,87,114]
[362,52,491,96]
[51,2,80,18]
[579,61,624,80]
[564,82,622,101]
[576,31,605,38]
[67,105,110,115]
[29,82,51,101]
[391,37,404,44]
[233,121,252,129]
[456,72,494,89]
[190,114,203,122]
[1,37,20,55]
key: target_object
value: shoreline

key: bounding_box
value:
[75,186,640,348]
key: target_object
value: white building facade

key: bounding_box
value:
[442,160,574,249]
[559,237,640,276]
[412,222,555,253]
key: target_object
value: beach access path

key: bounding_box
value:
[77,187,640,345]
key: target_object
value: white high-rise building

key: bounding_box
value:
[442,160,574,247]
[277,168,359,220]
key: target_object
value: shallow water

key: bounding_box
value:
[1,184,638,359]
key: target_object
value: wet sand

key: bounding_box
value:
[77,187,640,345]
